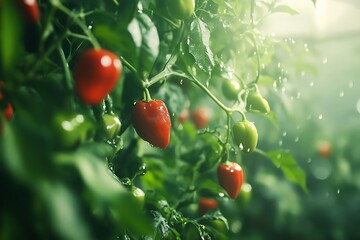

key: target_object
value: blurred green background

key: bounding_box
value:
[237,1,360,239]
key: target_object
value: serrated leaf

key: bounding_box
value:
[188,18,215,73]
[266,150,307,192]
[271,5,299,16]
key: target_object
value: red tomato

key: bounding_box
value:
[217,162,244,199]
[191,108,209,129]
[131,100,171,149]
[18,0,41,24]
[318,141,331,158]
[198,198,218,216]
[74,49,122,105]
[178,108,189,124]
[3,103,13,121]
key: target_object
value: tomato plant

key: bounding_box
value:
[0,0,311,239]
[191,107,210,129]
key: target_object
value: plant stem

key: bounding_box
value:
[51,0,101,49]
[120,56,139,78]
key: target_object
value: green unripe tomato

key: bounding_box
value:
[131,186,145,208]
[53,113,93,149]
[222,79,240,100]
[102,114,121,140]
[238,182,252,208]
[167,0,195,20]
[232,120,258,153]
[246,91,270,113]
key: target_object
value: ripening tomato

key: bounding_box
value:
[74,49,122,105]
[198,198,218,216]
[191,108,209,129]
[318,141,332,158]
[178,108,189,124]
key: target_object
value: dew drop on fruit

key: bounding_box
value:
[239,143,244,151]
[337,189,340,194]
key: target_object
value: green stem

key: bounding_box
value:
[56,46,74,105]
[67,32,91,41]
[120,56,139,77]
[104,95,113,114]
[252,34,261,84]
[142,8,181,29]
[250,0,255,26]
[27,30,69,81]
[143,88,152,102]
[145,67,171,88]
[51,0,101,49]
[39,5,56,53]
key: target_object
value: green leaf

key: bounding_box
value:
[265,150,307,192]
[200,210,229,230]
[129,13,160,78]
[38,182,94,240]
[188,18,215,73]
[0,0,22,74]
[271,5,299,16]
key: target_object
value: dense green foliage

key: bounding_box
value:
[4,0,351,239]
